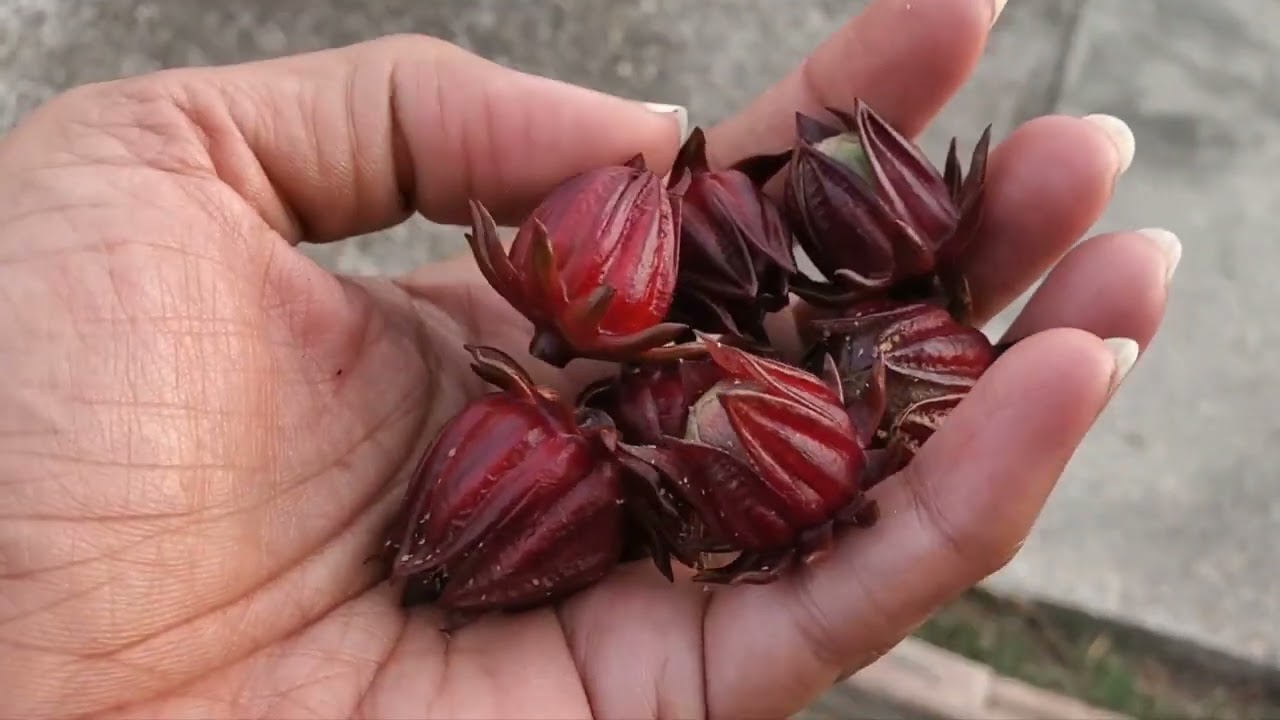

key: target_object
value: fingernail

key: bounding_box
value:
[642,102,689,142]
[1103,337,1140,393]
[1083,114,1136,176]
[991,0,1008,27]
[1136,227,1182,283]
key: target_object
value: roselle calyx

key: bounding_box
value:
[618,335,891,584]
[803,300,998,477]
[384,346,626,630]
[466,155,688,368]
[664,127,798,342]
[578,354,727,446]
[784,99,991,318]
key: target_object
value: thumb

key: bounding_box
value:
[59,34,688,244]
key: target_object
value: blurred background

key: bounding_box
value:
[3,0,1278,716]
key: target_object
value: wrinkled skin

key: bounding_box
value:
[0,4,1171,719]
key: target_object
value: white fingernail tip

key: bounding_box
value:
[1103,337,1140,392]
[1083,113,1136,175]
[642,102,689,141]
[1136,227,1182,283]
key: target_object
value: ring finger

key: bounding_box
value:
[1000,227,1178,348]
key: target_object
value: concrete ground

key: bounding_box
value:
[3,0,1277,677]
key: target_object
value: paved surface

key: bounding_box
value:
[808,637,1128,720]
[3,0,1277,675]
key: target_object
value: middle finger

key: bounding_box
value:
[961,113,1135,325]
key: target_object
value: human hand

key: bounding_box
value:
[0,1,1173,718]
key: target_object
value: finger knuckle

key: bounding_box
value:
[363,32,467,65]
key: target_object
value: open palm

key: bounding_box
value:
[0,3,1174,719]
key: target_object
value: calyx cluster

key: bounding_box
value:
[379,100,1001,630]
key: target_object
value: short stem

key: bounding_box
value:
[529,328,575,368]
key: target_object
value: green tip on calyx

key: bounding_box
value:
[815,134,875,183]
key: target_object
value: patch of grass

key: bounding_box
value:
[912,588,1280,719]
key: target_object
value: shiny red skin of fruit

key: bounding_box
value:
[465,156,688,368]
[804,299,998,477]
[618,335,888,584]
[384,346,625,630]
[784,98,991,311]
[664,128,798,342]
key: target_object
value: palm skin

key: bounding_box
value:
[1,3,1175,719]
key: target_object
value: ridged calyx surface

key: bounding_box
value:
[784,99,991,318]
[664,127,797,342]
[578,354,728,446]
[804,300,999,477]
[466,155,688,368]
[616,335,891,584]
[384,346,626,630]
